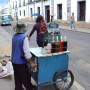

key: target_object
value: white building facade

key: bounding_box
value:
[0,3,10,16]
[10,0,90,22]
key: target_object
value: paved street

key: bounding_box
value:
[60,29,90,90]
[0,24,90,90]
[0,75,84,90]
[0,26,12,56]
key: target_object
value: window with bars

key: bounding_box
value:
[19,0,21,7]
[24,10,25,16]
[20,10,21,16]
[28,0,33,4]
[15,1,17,8]
[13,2,14,9]
[37,7,40,15]
[23,0,25,6]
[30,8,32,17]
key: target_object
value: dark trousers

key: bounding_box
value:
[12,63,35,90]
[37,41,47,47]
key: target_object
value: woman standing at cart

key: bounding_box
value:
[11,22,37,90]
[29,15,48,47]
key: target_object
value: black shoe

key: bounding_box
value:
[32,86,37,90]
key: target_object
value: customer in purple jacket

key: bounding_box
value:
[29,15,48,47]
[11,22,37,90]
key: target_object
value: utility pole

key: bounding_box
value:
[15,0,18,21]
[33,0,36,15]
[67,0,71,21]
[9,0,11,16]
[33,0,36,20]
[28,0,29,17]
[41,0,43,16]
[51,0,54,22]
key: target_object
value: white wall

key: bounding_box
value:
[86,0,90,22]
[62,0,67,20]
[71,0,77,21]
[54,0,67,20]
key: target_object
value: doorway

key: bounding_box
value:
[77,1,86,21]
[37,7,40,15]
[57,4,62,19]
[45,5,50,22]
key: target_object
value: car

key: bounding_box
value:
[0,15,13,26]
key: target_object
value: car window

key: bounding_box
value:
[1,15,13,21]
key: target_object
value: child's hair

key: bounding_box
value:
[15,22,26,33]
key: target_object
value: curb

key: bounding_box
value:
[25,22,90,34]
[59,26,90,34]
[18,20,90,34]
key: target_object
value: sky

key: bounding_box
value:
[0,0,9,7]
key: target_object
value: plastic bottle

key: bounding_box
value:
[51,32,55,42]
[59,35,64,52]
[46,43,51,54]
[63,36,67,51]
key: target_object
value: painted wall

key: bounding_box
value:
[54,0,67,20]
[10,0,90,22]
[86,0,90,22]
[71,0,77,21]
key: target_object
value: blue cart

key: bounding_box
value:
[30,47,74,90]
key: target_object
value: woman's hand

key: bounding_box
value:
[30,61,37,72]
[31,62,37,69]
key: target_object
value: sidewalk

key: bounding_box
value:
[59,25,90,34]
[20,19,90,34]
[0,26,12,57]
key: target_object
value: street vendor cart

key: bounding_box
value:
[30,47,74,90]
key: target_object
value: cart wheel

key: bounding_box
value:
[53,70,74,90]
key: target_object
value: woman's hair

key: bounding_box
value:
[36,15,44,23]
[36,15,47,33]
